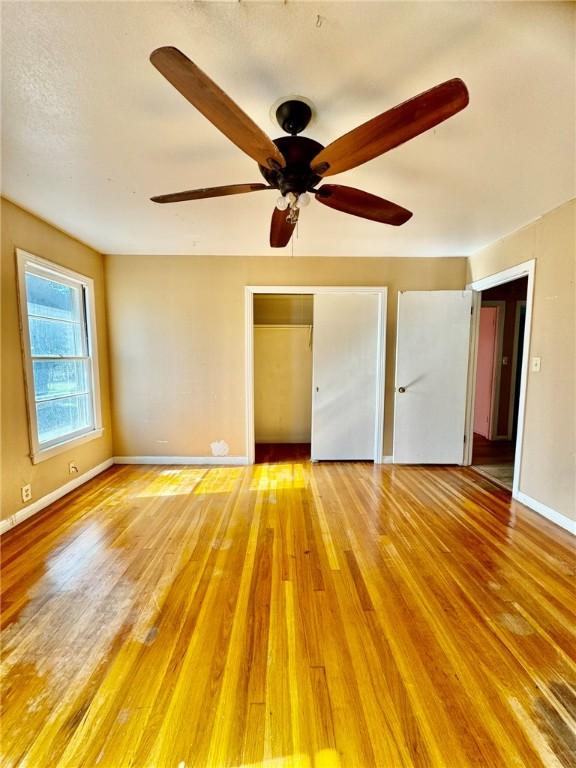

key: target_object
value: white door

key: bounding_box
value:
[393,290,472,464]
[311,293,381,460]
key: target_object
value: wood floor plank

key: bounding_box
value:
[1,461,575,767]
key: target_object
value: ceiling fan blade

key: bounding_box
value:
[270,207,297,247]
[310,78,469,177]
[151,183,272,204]
[316,185,412,226]
[150,47,285,171]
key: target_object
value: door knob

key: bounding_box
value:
[398,386,406,393]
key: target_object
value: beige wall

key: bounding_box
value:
[1,199,113,522]
[468,199,576,521]
[254,326,312,443]
[106,255,467,459]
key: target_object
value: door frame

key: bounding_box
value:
[464,260,535,497]
[508,300,527,440]
[245,286,387,464]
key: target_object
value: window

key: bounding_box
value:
[17,249,102,462]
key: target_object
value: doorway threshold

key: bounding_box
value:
[471,463,513,492]
[255,443,311,464]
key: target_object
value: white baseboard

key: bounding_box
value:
[381,455,394,464]
[514,490,576,535]
[0,519,11,535]
[0,458,114,535]
[113,455,249,466]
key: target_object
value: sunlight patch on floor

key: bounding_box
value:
[250,463,307,491]
[135,468,206,497]
[193,467,244,495]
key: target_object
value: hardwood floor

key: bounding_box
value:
[1,462,575,767]
[472,433,516,465]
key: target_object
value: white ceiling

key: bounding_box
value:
[2,1,575,257]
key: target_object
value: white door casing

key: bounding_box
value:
[245,286,386,465]
[464,260,535,498]
[393,290,473,464]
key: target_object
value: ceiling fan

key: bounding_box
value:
[149,47,469,247]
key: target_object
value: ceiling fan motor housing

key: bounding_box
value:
[259,136,324,196]
[275,99,312,135]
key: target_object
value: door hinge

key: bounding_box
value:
[463,434,467,444]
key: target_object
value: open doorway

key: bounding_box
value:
[471,276,528,489]
[253,293,313,464]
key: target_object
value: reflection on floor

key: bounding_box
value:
[255,442,311,463]
[472,432,515,490]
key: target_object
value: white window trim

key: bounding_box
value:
[16,248,103,464]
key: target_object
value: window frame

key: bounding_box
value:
[16,248,103,464]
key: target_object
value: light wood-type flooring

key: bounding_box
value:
[1,461,575,768]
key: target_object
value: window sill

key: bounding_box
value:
[31,428,105,464]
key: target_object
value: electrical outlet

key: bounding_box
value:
[69,462,79,474]
[21,484,32,503]
[531,356,541,372]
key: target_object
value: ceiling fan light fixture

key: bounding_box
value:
[287,206,300,225]
[276,195,289,210]
[298,192,311,207]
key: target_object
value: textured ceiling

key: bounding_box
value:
[2,1,575,257]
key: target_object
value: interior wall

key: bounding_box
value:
[473,306,498,438]
[1,198,113,522]
[106,255,467,459]
[468,198,575,521]
[254,326,312,444]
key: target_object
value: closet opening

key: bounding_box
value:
[253,293,313,464]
